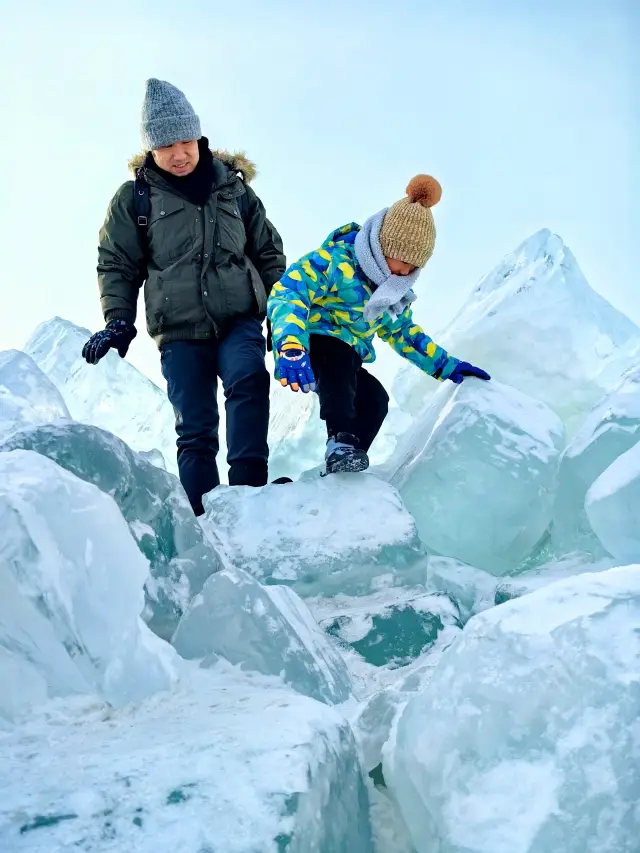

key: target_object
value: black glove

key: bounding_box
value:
[82,320,137,365]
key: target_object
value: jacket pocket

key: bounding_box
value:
[167,269,208,328]
[148,196,191,267]
[216,195,246,258]
[144,272,167,335]
[248,259,267,315]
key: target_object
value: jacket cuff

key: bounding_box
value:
[104,308,136,325]
[437,355,459,381]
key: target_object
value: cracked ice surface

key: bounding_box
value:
[385,566,640,853]
[0,667,373,853]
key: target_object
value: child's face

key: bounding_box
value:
[386,257,417,276]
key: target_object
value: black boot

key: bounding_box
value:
[228,459,268,487]
[271,477,293,484]
[325,432,369,474]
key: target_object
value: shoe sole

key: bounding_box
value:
[324,456,370,475]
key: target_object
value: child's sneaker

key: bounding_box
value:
[325,433,369,474]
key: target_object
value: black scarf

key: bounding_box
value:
[146,137,215,206]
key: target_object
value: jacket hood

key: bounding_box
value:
[323,223,361,248]
[127,149,257,184]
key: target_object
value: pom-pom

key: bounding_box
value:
[406,174,442,208]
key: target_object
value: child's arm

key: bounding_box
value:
[377,307,459,381]
[267,253,328,352]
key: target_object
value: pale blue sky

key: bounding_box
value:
[1,0,637,386]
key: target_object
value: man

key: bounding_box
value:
[83,79,286,515]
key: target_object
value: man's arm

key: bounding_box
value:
[97,182,147,324]
[243,184,286,295]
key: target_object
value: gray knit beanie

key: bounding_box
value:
[141,78,202,151]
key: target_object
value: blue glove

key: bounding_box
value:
[448,361,491,385]
[277,344,316,393]
[82,320,137,365]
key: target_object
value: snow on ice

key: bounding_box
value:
[200,474,428,596]
[0,668,373,853]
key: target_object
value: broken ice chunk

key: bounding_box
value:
[201,475,427,597]
[1,421,223,640]
[552,362,640,556]
[383,380,565,575]
[585,441,640,563]
[0,668,374,852]
[385,566,640,853]
[425,555,498,623]
[0,450,176,721]
[495,553,615,604]
[0,349,69,439]
[172,566,352,704]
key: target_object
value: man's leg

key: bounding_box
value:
[218,316,270,486]
[309,334,362,438]
[161,340,219,515]
[353,367,390,453]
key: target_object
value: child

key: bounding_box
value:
[267,175,490,474]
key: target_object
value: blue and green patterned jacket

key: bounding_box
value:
[267,223,459,380]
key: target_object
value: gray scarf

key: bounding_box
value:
[354,209,421,323]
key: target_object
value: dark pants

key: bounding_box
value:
[160,317,270,514]
[309,334,389,451]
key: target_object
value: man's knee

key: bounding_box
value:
[224,360,270,397]
[219,318,268,387]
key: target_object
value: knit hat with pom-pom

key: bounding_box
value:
[379,175,442,268]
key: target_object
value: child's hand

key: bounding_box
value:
[277,345,316,393]
[448,361,491,385]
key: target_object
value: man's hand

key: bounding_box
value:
[448,361,491,385]
[82,320,137,365]
[277,344,316,393]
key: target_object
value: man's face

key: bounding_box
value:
[152,139,200,176]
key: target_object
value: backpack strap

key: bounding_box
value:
[236,179,250,225]
[132,173,151,249]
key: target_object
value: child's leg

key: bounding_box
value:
[309,335,362,438]
[353,368,390,452]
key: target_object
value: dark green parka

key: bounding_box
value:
[97,150,285,346]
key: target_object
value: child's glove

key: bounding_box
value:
[448,361,491,385]
[277,344,316,393]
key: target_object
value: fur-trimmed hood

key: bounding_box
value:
[127,149,257,184]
